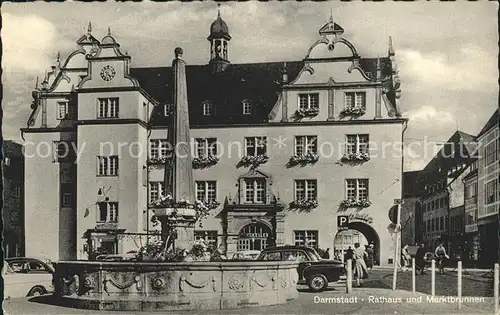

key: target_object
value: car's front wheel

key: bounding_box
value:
[307,274,328,292]
[28,286,46,297]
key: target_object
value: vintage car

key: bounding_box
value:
[3,257,55,299]
[257,245,345,292]
[231,250,261,260]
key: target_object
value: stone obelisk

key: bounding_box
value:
[163,47,196,249]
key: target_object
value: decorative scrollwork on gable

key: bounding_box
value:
[305,36,329,58]
[61,72,71,84]
[347,59,372,81]
[303,63,314,75]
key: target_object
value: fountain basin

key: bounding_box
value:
[52,260,299,311]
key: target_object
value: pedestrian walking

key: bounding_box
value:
[415,243,426,275]
[401,244,411,271]
[434,242,449,274]
[323,248,330,259]
[345,246,354,262]
[365,244,375,273]
[353,243,369,287]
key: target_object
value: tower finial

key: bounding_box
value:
[217,3,221,18]
[388,36,395,56]
[329,9,333,22]
[35,76,39,89]
[87,22,92,35]
[376,56,382,81]
[56,52,60,63]
[108,27,111,36]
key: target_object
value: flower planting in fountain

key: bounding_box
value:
[288,152,319,166]
[239,154,269,168]
[340,152,370,162]
[340,107,366,117]
[295,107,319,118]
[340,198,372,209]
[290,198,318,210]
[138,238,220,262]
[192,155,219,169]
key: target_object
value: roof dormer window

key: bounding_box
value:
[242,99,252,115]
[202,100,213,116]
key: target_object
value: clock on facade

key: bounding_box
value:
[100,65,116,81]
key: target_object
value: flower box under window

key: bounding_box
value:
[340,107,366,117]
[290,198,318,210]
[147,156,169,165]
[340,152,370,162]
[340,199,372,209]
[295,107,319,118]
[288,152,319,166]
[192,155,219,169]
[239,154,269,168]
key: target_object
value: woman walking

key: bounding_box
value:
[353,243,369,286]
[365,244,375,273]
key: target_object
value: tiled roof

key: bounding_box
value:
[130,57,393,126]
[2,140,23,159]
[403,170,424,198]
[477,109,499,138]
[418,131,477,184]
[462,168,478,181]
[457,131,478,158]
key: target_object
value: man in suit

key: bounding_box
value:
[415,243,426,275]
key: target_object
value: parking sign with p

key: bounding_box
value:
[338,215,349,230]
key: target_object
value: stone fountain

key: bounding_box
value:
[51,48,299,311]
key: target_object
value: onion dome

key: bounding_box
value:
[101,27,117,45]
[208,8,231,40]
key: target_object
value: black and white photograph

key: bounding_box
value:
[1,1,499,314]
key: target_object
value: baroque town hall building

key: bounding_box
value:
[22,12,406,265]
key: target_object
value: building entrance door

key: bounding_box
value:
[237,222,272,251]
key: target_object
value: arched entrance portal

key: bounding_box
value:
[237,222,272,251]
[334,222,380,265]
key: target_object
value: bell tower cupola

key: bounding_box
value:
[208,4,231,73]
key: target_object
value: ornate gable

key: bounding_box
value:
[291,15,375,86]
[77,28,139,90]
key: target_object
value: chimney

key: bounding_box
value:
[282,62,288,84]
[376,57,382,81]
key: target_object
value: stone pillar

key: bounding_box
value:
[174,220,195,250]
[327,88,335,120]
[168,47,196,203]
[375,87,382,119]
[281,91,288,122]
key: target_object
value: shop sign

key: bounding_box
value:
[348,213,373,224]
[465,224,478,233]
[245,233,268,238]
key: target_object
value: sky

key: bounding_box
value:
[2,1,498,171]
